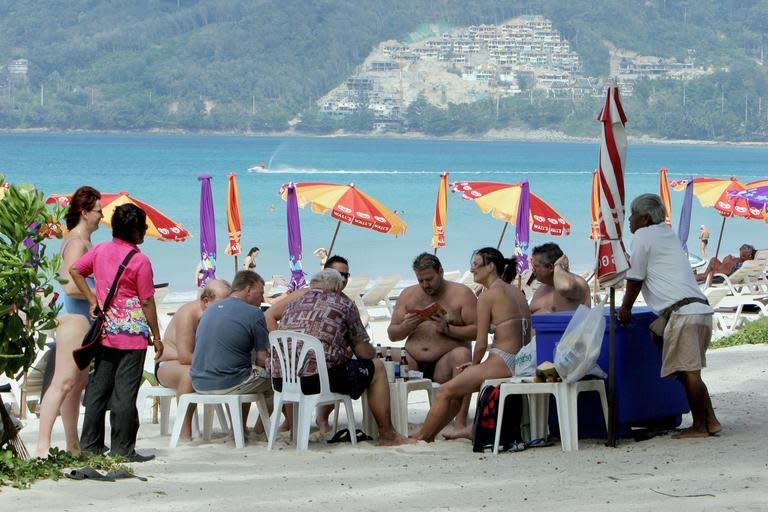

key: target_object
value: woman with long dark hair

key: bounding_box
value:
[416,247,531,442]
[71,203,163,461]
[37,186,102,457]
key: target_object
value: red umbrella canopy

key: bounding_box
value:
[278,182,406,235]
[46,191,190,242]
[452,181,570,236]
[669,177,758,219]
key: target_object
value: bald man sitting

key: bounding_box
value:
[156,279,231,441]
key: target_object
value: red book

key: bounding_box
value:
[407,302,446,318]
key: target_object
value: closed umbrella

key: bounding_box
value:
[514,180,531,274]
[278,182,406,256]
[659,168,673,226]
[596,86,630,448]
[285,183,306,291]
[197,174,216,288]
[677,177,695,253]
[46,192,189,242]
[432,172,449,253]
[224,172,242,273]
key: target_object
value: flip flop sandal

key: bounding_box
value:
[355,429,373,442]
[65,466,115,482]
[526,438,555,448]
[503,440,527,453]
[106,469,148,482]
[327,429,352,444]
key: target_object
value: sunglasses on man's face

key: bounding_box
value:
[338,272,350,278]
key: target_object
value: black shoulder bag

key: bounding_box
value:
[73,250,138,370]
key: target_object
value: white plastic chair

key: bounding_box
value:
[137,385,177,436]
[484,377,608,453]
[268,330,357,451]
[360,378,438,437]
[169,392,271,449]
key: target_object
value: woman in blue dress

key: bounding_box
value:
[37,186,102,457]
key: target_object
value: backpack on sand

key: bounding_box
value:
[472,384,524,453]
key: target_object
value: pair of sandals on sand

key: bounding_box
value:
[65,467,147,482]
[327,428,373,444]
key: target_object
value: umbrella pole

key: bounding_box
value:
[713,216,727,260]
[327,221,342,256]
[496,222,509,250]
[234,255,238,274]
[606,286,618,447]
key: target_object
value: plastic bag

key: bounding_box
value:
[554,300,607,383]
[514,340,536,377]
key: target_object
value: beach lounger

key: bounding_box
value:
[443,270,462,282]
[343,276,370,300]
[361,275,401,317]
[710,260,767,296]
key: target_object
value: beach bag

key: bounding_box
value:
[472,385,523,453]
[72,250,137,370]
[514,341,536,377]
[553,301,607,384]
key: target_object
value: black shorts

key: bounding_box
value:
[272,359,375,400]
[417,361,437,381]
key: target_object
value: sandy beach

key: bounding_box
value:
[3,343,766,511]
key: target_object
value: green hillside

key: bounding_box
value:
[0,0,767,140]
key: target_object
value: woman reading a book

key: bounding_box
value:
[415,247,531,442]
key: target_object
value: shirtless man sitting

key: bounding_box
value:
[695,243,756,283]
[156,279,231,440]
[528,243,591,314]
[387,253,477,434]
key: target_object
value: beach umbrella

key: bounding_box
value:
[669,176,749,259]
[676,177,695,253]
[224,172,242,273]
[659,167,673,226]
[278,182,406,256]
[197,174,216,288]
[432,172,449,253]
[729,179,768,223]
[285,183,307,291]
[45,192,189,242]
[451,181,570,249]
[588,169,601,299]
[589,170,601,242]
[514,180,531,274]
[596,86,630,448]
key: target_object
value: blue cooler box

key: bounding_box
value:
[532,306,689,437]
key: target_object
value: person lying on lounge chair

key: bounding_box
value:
[695,244,756,283]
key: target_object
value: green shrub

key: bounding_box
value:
[0,175,64,377]
[711,317,768,349]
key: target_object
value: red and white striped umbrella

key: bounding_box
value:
[596,86,630,287]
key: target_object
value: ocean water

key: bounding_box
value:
[2,132,766,299]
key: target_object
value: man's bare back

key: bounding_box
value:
[159,301,204,364]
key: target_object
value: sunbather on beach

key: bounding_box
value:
[156,279,231,441]
[695,243,756,283]
[528,243,590,314]
[415,248,531,442]
[272,269,414,446]
[388,253,477,436]
[619,194,720,439]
